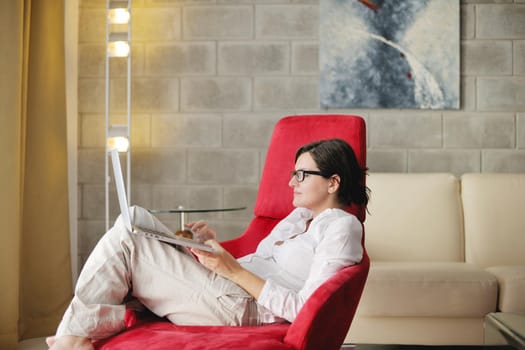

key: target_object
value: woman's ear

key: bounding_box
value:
[328,174,341,193]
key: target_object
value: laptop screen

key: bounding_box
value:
[110,149,132,232]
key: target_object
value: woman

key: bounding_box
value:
[47,138,369,350]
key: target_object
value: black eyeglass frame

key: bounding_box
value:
[290,169,329,182]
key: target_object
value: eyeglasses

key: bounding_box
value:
[290,169,326,182]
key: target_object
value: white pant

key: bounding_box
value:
[56,206,259,340]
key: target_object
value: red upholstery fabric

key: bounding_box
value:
[221,114,367,258]
[95,315,292,350]
[254,115,367,222]
[284,253,370,350]
[95,115,368,350]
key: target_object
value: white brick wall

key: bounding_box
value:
[77,0,525,266]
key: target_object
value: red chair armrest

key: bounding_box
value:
[284,253,370,350]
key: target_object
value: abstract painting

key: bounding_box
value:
[320,0,460,109]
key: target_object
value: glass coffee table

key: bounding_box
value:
[149,206,247,230]
[485,312,525,350]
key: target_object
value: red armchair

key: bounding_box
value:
[95,114,369,350]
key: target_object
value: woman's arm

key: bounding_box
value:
[187,209,307,297]
[257,215,363,322]
[190,240,266,299]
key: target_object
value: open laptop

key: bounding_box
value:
[110,149,214,252]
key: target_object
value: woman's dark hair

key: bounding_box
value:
[295,138,369,207]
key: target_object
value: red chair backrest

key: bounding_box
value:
[255,114,367,221]
[222,114,367,258]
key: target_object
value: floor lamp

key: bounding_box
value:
[105,0,132,231]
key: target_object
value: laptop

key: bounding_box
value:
[110,149,214,252]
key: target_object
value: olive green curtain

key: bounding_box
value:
[0,0,72,348]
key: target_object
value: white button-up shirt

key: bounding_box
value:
[237,207,363,323]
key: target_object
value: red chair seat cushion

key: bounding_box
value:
[95,316,292,350]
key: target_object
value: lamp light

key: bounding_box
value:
[108,8,130,24]
[107,32,130,57]
[107,41,130,57]
[107,136,130,152]
[107,125,130,152]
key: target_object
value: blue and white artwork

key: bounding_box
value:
[320,0,460,109]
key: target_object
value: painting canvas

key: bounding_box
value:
[320,0,460,109]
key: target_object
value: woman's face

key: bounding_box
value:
[289,152,339,216]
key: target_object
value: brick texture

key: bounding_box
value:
[76,0,525,267]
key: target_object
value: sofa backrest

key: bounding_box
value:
[365,173,464,262]
[461,173,525,268]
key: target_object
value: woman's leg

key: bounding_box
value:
[127,207,257,327]
[55,208,139,340]
[54,206,257,342]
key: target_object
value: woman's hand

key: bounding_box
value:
[185,220,217,242]
[190,240,242,280]
[190,241,266,299]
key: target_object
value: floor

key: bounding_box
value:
[351,346,514,350]
[19,338,515,350]
[18,337,48,350]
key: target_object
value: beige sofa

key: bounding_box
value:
[346,173,525,345]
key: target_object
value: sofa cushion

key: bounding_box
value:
[462,174,525,267]
[486,265,525,313]
[366,173,464,262]
[357,262,498,317]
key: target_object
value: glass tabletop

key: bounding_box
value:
[149,206,247,214]
[149,206,247,230]
[485,312,525,350]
